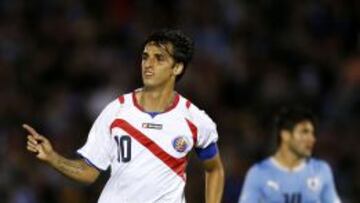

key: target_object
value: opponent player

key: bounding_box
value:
[24,29,224,203]
[238,106,341,203]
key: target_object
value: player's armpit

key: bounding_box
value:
[202,154,225,203]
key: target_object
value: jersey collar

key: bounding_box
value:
[270,157,306,172]
[132,89,180,114]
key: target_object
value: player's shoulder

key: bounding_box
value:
[248,158,272,174]
[178,94,200,113]
[116,91,134,105]
[179,94,215,124]
[307,157,332,171]
[101,91,133,112]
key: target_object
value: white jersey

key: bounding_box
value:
[77,90,219,203]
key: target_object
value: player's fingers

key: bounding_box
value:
[27,145,38,153]
[23,125,49,143]
[27,140,38,149]
[22,124,40,137]
[33,143,43,152]
[27,135,38,145]
[34,134,49,143]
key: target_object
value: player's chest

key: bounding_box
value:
[261,172,324,203]
[109,110,195,158]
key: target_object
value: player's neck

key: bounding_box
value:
[273,149,305,170]
[137,86,177,112]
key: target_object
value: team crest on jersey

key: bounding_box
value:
[172,136,189,153]
[307,177,321,191]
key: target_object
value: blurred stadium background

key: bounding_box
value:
[1,0,359,202]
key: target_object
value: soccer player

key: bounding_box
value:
[24,29,224,203]
[238,106,341,203]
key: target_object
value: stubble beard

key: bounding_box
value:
[289,143,311,160]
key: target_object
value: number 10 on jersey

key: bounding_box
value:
[114,135,132,162]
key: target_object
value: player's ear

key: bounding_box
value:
[280,130,291,143]
[173,63,184,76]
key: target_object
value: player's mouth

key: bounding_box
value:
[305,144,314,152]
[144,70,154,77]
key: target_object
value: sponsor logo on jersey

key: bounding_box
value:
[142,123,163,130]
[172,136,189,153]
[266,180,280,191]
[307,177,321,191]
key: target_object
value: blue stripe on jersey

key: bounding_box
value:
[195,143,218,160]
[77,152,106,172]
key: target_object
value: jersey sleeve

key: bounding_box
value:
[190,106,219,149]
[238,165,262,203]
[321,162,341,203]
[188,105,219,160]
[77,100,119,171]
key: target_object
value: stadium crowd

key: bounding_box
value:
[1,0,359,202]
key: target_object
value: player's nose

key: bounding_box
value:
[143,57,155,69]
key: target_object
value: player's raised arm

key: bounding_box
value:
[23,124,100,184]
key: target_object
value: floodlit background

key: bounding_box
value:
[1,0,359,202]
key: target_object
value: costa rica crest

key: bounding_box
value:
[172,136,189,153]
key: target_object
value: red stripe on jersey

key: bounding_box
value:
[164,94,180,113]
[111,119,187,180]
[185,119,198,147]
[132,92,144,111]
[118,95,125,104]
[185,100,191,109]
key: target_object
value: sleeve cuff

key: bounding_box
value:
[195,143,218,160]
[76,151,107,171]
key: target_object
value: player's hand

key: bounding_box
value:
[23,124,56,162]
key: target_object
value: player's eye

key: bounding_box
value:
[142,53,148,60]
[155,54,165,61]
[303,129,310,133]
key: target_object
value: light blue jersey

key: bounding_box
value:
[239,157,341,203]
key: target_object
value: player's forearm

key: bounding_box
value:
[47,151,98,184]
[205,165,225,203]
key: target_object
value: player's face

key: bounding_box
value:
[288,121,316,158]
[141,42,180,89]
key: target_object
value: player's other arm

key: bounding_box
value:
[203,152,225,203]
[24,124,100,184]
[190,105,224,203]
[238,166,262,203]
[321,162,342,203]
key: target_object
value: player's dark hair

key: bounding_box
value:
[274,106,316,145]
[143,29,194,82]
